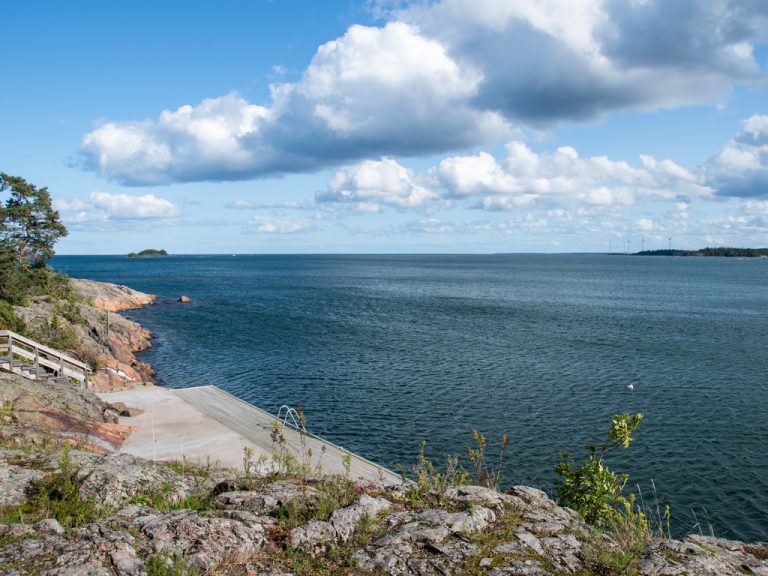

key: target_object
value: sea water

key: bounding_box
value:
[52,254,768,542]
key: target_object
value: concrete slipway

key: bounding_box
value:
[97,385,401,486]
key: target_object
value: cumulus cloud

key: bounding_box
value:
[317,157,440,211]
[80,1,767,185]
[428,141,710,210]
[244,216,314,234]
[81,22,504,185]
[704,115,768,197]
[397,0,767,123]
[81,94,273,185]
[55,192,178,224]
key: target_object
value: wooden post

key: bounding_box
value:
[7,333,13,363]
[33,345,39,379]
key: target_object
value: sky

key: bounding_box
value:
[2,0,768,254]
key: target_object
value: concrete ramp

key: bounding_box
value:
[99,385,401,486]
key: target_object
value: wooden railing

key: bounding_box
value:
[0,329,90,386]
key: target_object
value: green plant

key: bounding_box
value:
[274,475,358,529]
[270,420,303,477]
[466,429,508,490]
[6,446,103,528]
[554,413,643,528]
[0,399,13,420]
[0,300,25,332]
[129,482,213,513]
[396,440,469,509]
[146,553,197,576]
[27,315,79,352]
[243,446,256,478]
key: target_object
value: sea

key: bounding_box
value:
[51,253,768,542]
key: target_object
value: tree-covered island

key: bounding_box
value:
[127,249,169,258]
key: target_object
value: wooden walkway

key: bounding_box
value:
[174,386,401,485]
[0,329,90,385]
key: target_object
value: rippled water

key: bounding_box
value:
[52,254,768,542]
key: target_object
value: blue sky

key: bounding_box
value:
[3,0,767,254]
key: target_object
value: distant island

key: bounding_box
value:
[127,249,169,258]
[636,247,768,257]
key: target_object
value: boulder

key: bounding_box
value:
[133,510,267,572]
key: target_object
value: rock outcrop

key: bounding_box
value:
[0,372,133,452]
[0,449,766,575]
[12,279,157,391]
[1,383,767,574]
[69,279,155,312]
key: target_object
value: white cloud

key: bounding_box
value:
[397,0,766,123]
[81,22,504,185]
[82,94,272,185]
[704,114,768,197]
[80,1,767,185]
[225,199,306,210]
[245,216,314,234]
[55,192,178,224]
[430,141,710,210]
[317,157,441,210]
[634,218,654,231]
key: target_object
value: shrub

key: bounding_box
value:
[0,300,25,332]
[554,413,643,528]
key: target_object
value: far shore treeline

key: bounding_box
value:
[635,247,768,257]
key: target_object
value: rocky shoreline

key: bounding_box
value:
[1,278,767,575]
[0,437,766,575]
[13,279,157,392]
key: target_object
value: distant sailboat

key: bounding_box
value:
[627,384,635,391]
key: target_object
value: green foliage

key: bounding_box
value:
[2,446,102,528]
[146,553,197,576]
[128,248,168,258]
[0,259,74,307]
[398,429,508,508]
[0,173,69,307]
[27,314,79,352]
[0,173,67,267]
[0,300,25,332]
[275,476,358,528]
[554,413,643,528]
[129,482,213,513]
[466,429,508,491]
[395,440,469,509]
[0,399,13,420]
[638,246,768,257]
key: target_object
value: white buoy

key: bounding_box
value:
[627,384,635,391]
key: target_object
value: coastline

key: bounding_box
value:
[1,277,768,574]
[12,278,159,392]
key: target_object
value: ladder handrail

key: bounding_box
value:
[0,330,88,371]
[276,405,306,432]
[0,329,90,383]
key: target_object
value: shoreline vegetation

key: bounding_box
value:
[632,247,768,257]
[1,174,767,574]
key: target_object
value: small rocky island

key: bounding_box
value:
[127,249,169,258]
